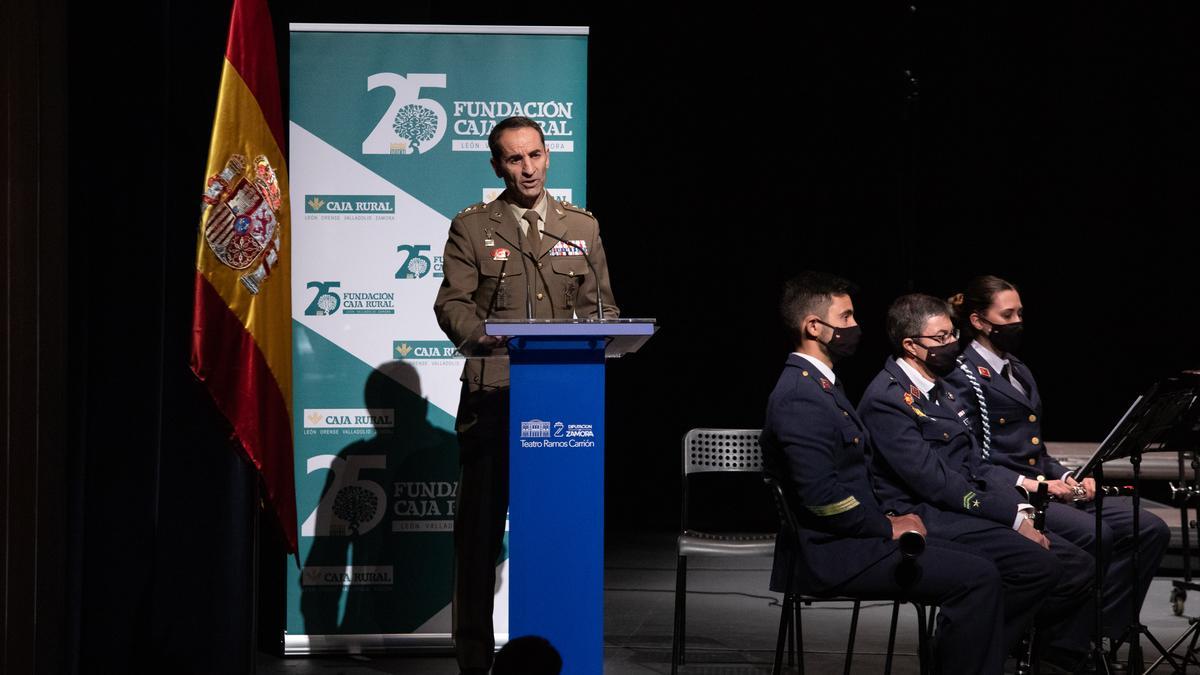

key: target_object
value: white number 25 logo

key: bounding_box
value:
[362,73,448,156]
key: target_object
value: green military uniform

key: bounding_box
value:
[433,189,618,672]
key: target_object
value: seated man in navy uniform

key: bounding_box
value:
[761,272,1006,675]
[858,293,1094,666]
[944,275,1169,653]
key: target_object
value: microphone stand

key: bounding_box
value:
[1016,483,1050,675]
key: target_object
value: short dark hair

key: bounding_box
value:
[488,116,546,161]
[948,275,1018,341]
[779,271,856,345]
[886,293,952,356]
[492,635,562,675]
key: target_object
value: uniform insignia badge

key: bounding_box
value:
[484,239,495,247]
[962,491,979,510]
[978,366,991,378]
[946,392,955,401]
[548,239,588,256]
[903,392,915,406]
[909,385,921,399]
[911,406,927,418]
[819,377,832,390]
[957,409,966,417]
[492,248,510,261]
[201,153,283,294]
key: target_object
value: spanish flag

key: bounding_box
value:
[191,0,296,552]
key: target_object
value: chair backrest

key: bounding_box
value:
[763,476,801,549]
[681,428,763,476]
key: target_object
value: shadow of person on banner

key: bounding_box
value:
[300,360,459,636]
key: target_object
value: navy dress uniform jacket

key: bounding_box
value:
[859,358,1025,538]
[946,347,1070,480]
[760,354,894,593]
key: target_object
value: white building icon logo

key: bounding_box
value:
[520,419,551,438]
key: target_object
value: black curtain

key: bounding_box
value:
[4,3,1196,674]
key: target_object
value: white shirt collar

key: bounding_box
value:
[895,357,936,398]
[970,340,1009,375]
[794,352,836,385]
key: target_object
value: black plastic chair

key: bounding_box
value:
[764,476,934,675]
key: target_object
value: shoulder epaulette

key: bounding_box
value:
[457,202,487,216]
[558,199,594,218]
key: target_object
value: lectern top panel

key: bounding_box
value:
[484,318,656,337]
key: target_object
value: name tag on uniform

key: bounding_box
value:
[548,239,588,256]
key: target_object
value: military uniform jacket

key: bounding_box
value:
[433,190,619,399]
[858,358,1025,538]
[947,346,1069,481]
[761,354,894,593]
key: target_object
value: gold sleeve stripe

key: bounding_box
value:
[806,496,860,517]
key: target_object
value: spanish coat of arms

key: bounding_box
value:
[201,154,283,294]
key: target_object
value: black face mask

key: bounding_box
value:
[816,320,862,360]
[915,340,962,377]
[983,319,1023,355]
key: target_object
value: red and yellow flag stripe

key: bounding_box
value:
[191,0,296,551]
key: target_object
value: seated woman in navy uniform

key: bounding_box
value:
[944,274,1170,650]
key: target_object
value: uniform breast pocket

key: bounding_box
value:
[550,257,588,309]
[919,417,966,445]
[478,259,523,311]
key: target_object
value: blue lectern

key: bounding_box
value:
[484,318,657,675]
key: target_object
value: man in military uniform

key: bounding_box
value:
[762,272,1007,675]
[858,293,1094,666]
[433,116,618,675]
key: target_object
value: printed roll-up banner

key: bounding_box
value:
[286,23,588,653]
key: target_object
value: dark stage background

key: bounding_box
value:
[5,1,1200,673]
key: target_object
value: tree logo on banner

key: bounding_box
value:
[304,281,342,315]
[362,73,448,155]
[302,454,387,537]
[333,484,380,535]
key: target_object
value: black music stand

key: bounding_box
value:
[1074,376,1200,674]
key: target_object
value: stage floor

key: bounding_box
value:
[259,531,1200,674]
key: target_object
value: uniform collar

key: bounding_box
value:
[970,340,1011,376]
[794,352,835,385]
[895,357,936,398]
[505,190,549,230]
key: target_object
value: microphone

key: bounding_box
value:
[897,530,926,559]
[484,256,508,319]
[539,229,606,320]
[491,230,536,320]
[1032,482,1049,531]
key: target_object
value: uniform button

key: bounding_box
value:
[537,262,543,269]
[1031,437,1040,445]
[1028,458,1037,466]
[473,376,480,383]
[853,437,860,444]
[998,418,1006,425]
[569,270,575,277]
[501,272,507,278]
[1029,414,1037,422]
[842,411,849,417]
[536,292,544,300]
[801,371,809,377]
[942,432,949,439]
